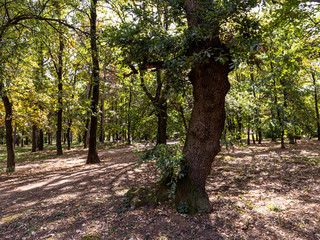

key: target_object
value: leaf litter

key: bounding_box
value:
[0,140,319,239]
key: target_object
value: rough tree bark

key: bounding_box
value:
[86,0,100,164]
[173,0,232,213]
[176,60,231,213]
[0,83,15,172]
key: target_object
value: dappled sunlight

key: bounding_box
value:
[207,140,320,239]
[0,141,319,239]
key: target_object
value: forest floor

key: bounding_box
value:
[0,140,319,240]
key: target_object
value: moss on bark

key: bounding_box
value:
[174,176,212,214]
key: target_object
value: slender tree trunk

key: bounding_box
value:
[99,94,105,143]
[38,129,44,151]
[279,79,286,149]
[236,109,242,141]
[13,123,17,148]
[48,132,51,145]
[258,129,262,144]
[0,83,15,172]
[250,72,262,144]
[16,135,20,147]
[247,124,250,145]
[156,103,167,145]
[32,124,38,152]
[84,82,92,148]
[21,131,24,147]
[252,133,255,144]
[86,0,100,164]
[312,72,320,140]
[173,102,189,134]
[56,24,64,156]
[179,104,189,134]
[67,120,72,150]
[127,78,133,144]
[140,69,169,145]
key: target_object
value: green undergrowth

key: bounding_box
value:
[125,143,212,214]
[137,143,186,199]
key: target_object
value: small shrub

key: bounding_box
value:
[138,144,186,199]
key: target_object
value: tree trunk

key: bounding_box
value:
[32,124,38,152]
[258,129,262,144]
[16,134,20,147]
[312,72,320,140]
[0,83,15,172]
[21,131,24,147]
[99,91,105,143]
[236,109,242,141]
[38,129,44,151]
[127,79,133,144]
[56,23,64,156]
[170,1,233,213]
[140,69,169,145]
[13,123,17,148]
[86,0,100,164]
[247,123,250,145]
[67,120,72,150]
[48,132,52,145]
[250,72,262,144]
[156,103,167,145]
[176,61,230,213]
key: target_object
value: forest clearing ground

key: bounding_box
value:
[0,140,319,240]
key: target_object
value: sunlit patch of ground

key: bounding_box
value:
[0,140,319,239]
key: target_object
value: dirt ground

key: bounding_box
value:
[0,140,319,240]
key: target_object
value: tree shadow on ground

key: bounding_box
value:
[1,140,319,239]
[207,140,320,240]
[0,145,223,239]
